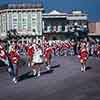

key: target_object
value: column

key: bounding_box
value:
[58,25,62,32]
[65,25,68,32]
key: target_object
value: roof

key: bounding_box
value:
[44,10,66,15]
[43,10,67,18]
[0,3,43,10]
[48,10,66,15]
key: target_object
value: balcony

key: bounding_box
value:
[43,23,88,34]
[67,16,87,20]
[43,25,69,33]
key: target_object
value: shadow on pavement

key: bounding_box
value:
[17,64,60,82]
[86,66,92,71]
[51,64,60,69]
[18,69,54,82]
[18,71,33,82]
[0,60,8,72]
[0,60,7,67]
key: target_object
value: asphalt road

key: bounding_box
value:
[0,56,100,100]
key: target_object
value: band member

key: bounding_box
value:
[0,43,16,82]
[31,44,43,77]
[26,43,34,67]
[9,46,21,83]
[95,43,100,58]
[78,44,89,72]
[63,41,70,56]
[0,43,9,66]
[44,44,52,70]
[69,40,75,56]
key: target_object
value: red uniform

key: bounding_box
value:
[0,45,7,62]
[96,45,100,56]
[62,42,70,50]
[78,48,88,64]
[44,47,52,62]
[27,45,34,59]
[9,50,20,64]
[9,49,21,80]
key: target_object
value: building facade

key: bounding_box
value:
[88,22,100,40]
[88,22,100,35]
[0,4,43,40]
[0,4,89,41]
[43,10,88,40]
[88,22,96,35]
[43,10,68,40]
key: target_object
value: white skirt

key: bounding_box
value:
[32,55,43,64]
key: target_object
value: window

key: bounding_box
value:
[13,18,17,21]
[44,26,47,32]
[62,25,65,32]
[27,13,31,31]
[22,18,27,29]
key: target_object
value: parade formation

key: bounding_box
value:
[0,38,100,84]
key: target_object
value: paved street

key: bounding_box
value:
[0,56,100,100]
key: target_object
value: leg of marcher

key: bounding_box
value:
[12,64,17,83]
[83,61,86,72]
[32,63,37,76]
[37,64,41,77]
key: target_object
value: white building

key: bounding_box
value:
[0,4,88,41]
[0,4,43,40]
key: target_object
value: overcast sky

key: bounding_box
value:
[0,0,99,21]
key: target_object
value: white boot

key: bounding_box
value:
[33,69,36,76]
[46,65,50,70]
[12,77,17,84]
[81,67,84,72]
[37,71,40,77]
[28,63,30,67]
[83,65,86,72]
[8,68,12,72]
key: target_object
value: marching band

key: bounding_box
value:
[0,38,100,83]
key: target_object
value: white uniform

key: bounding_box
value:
[32,49,43,64]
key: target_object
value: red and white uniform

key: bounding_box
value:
[78,48,88,64]
[70,42,75,48]
[44,47,52,62]
[0,44,7,62]
[9,49,20,64]
[27,45,35,59]
[63,42,70,49]
[95,44,100,56]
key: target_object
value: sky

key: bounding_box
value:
[0,0,100,21]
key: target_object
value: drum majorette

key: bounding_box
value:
[31,44,43,77]
[78,44,89,72]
